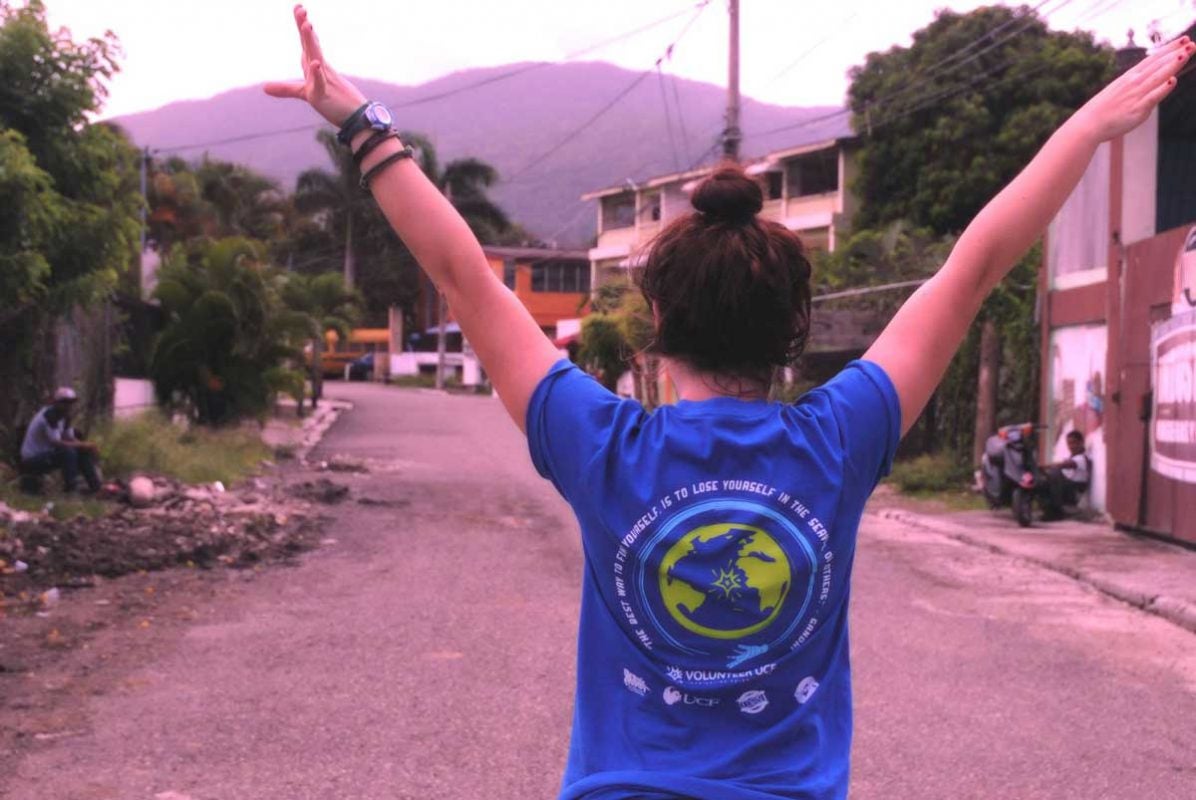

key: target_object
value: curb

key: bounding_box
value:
[297,400,352,462]
[871,508,1196,636]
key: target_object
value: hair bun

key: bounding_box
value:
[691,164,763,224]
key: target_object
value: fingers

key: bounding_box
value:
[264,80,306,99]
[301,21,325,66]
[1141,74,1179,109]
[1139,40,1194,91]
[1132,36,1192,84]
[310,61,327,97]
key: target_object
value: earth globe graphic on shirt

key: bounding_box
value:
[658,523,792,641]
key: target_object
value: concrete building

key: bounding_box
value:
[582,124,858,292]
[1041,35,1196,544]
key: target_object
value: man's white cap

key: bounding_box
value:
[53,387,78,402]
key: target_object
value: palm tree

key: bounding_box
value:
[149,238,310,424]
[294,128,511,296]
[279,271,359,409]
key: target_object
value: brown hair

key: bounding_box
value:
[639,163,812,385]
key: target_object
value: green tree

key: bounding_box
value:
[279,271,360,407]
[149,238,309,424]
[840,6,1112,463]
[0,0,141,449]
[147,155,287,251]
[849,5,1113,234]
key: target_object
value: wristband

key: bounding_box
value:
[359,145,414,190]
[353,130,400,166]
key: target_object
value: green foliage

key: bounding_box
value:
[146,155,287,251]
[149,238,308,424]
[0,1,141,452]
[849,5,1114,235]
[813,222,954,304]
[0,128,57,311]
[578,314,627,391]
[831,6,1101,461]
[95,411,270,485]
[887,452,973,494]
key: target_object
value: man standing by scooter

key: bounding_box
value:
[1043,430,1090,521]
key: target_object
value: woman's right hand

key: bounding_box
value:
[1071,34,1193,144]
[264,5,367,128]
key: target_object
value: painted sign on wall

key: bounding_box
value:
[1151,309,1196,484]
[1048,324,1107,510]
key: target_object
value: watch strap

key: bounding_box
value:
[336,101,373,146]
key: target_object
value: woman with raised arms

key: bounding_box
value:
[266,8,1191,798]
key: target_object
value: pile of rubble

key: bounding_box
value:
[0,474,344,597]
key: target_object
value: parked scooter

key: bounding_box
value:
[980,423,1042,527]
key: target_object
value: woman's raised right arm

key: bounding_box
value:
[265,5,560,431]
[864,36,1192,435]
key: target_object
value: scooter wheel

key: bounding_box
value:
[1012,487,1033,528]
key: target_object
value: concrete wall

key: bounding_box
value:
[114,378,155,418]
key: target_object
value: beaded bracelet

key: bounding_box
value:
[359,145,415,190]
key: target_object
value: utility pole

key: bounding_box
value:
[723,0,742,162]
[435,184,452,391]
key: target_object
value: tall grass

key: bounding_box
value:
[95,412,269,485]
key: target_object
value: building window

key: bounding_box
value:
[502,258,517,290]
[641,192,662,222]
[763,171,783,200]
[787,150,839,197]
[602,193,636,230]
[532,260,592,293]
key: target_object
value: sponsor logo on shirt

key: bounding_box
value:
[737,689,769,715]
[623,668,649,697]
[663,686,720,707]
[794,676,819,704]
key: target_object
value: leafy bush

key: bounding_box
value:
[95,412,268,485]
[887,453,973,494]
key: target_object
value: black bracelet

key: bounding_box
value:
[353,130,400,166]
[359,145,415,190]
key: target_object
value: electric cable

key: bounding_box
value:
[503,2,711,184]
[155,1,710,155]
[656,63,683,173]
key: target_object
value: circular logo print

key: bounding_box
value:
[658,522,791,640]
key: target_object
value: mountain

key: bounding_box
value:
[113,62,851,247]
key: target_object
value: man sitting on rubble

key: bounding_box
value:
[19,387,102,494]
[1043,429,1091,521]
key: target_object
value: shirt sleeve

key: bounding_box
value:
[525,359,632,502]
[807,359,901,490]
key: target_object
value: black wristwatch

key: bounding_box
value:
[337,101,394,146]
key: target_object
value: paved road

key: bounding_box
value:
[6,383,1195,799]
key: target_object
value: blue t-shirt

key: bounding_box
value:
[526,359,901,800]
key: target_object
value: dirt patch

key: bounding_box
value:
[287,478,350,504]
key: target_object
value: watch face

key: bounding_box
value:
[370,105,393,127]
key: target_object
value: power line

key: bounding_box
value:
[747,0,1105,142]
[155,1,709,156]
[504,2,711,184]
[667,69,694,166]
[768,10,860,84]
[656,64,682,173]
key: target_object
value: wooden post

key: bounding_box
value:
[973,318,1000,466]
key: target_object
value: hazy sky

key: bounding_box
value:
[39,0,1196,119]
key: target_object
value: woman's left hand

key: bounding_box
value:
[264,4,367,128]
